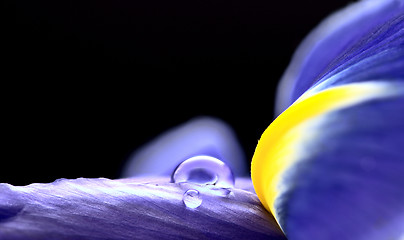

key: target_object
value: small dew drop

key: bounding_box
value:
[183,189,202,209]
[171,155,235,188]
[212,188,233,197]
[227,191,235,198]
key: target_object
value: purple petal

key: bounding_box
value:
[305,14,404,96]
[276,0,404,114]
[0,177,285,240]
[275,95,404,240]
[122,116,247,177]
[255,0,404,239]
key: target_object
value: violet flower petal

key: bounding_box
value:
[0,177,285,240]
[304,13,404,96]
[276,94,404,240]
[122,116,247,177]
[253,1,404,238]
[276,0,404,114]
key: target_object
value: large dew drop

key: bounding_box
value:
[171,155,235,188]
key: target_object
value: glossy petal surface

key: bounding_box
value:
[0,178,285,240]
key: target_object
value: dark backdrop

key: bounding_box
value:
[4,0,352,185]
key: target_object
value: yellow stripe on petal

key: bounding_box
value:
[251,81,402,227]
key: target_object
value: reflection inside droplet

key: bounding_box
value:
[171,155,235,188]
[183,189,202,209]
[186,168,219,185]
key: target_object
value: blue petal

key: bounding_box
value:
[306,14,404,95]
[122,116,247,177]
[254,0,404,239]
[276,95,404,240]
[0,178,285,240]
[276,0,404,114]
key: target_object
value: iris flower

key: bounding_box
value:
[1,0,403,239]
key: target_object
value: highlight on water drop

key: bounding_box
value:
[171,155,235,188]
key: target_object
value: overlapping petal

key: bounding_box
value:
[303,13,404,97]
[0,178,285,240]
[276,0,404,114]
[253,83,404,239]
[280,95,404,240]
[252,0,404,239]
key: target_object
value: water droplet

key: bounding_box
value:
[171,155,235,188]
[212,188,233,197]
[227,191,235,198]
[183,189,202,209]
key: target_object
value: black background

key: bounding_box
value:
[4,0,352,185]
